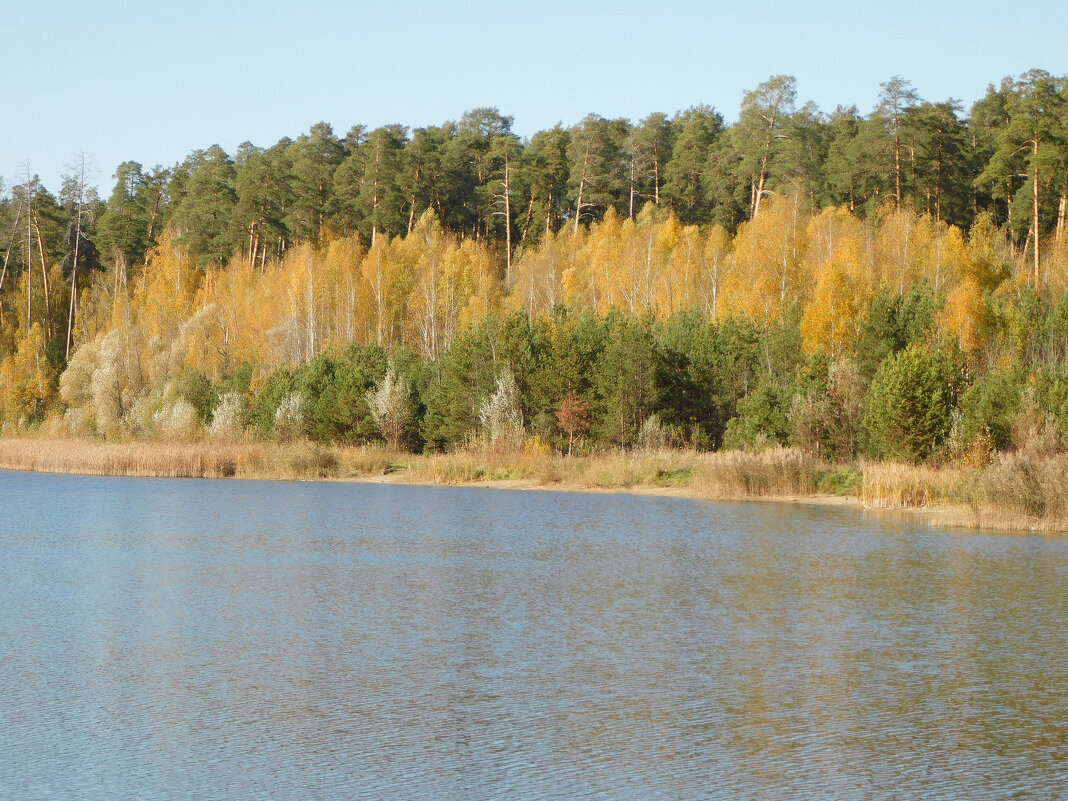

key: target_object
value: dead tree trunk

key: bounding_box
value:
[33,212,52,335]
[1033,139,1041,291]
[574,148,590,235]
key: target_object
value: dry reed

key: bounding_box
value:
[691,448,824,499]
[862,455,1068,533]
[0,437,404,482]
[861,462,966,509]
[5,434,1068,534]
[401,447,700,490]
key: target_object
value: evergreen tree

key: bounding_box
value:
[911,100,971,225]
[628,112,674,213]
[95,162,150,270]
[864,345,951,462]
[593,311,659,445]
[232,142,290,264]
[874,75,921,207]
[978,70,1066,287]
[567,114,623,232]
[516,126,571,242]
[355,126,407,245]
[287,122,344,244]
[172,146,238,266]
[733,75,797,220]
[662,106,721,223]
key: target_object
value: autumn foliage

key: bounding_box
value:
[2,190,1068,470]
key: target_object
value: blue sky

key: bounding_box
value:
[6,0,1068,195]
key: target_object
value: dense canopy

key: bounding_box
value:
[1,70,1067,463]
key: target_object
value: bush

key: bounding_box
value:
[153,398,201,441]
[789,391,832,455]
[274,393,308,441]
[250,368,294,437]
[955,367,1023,452]
[209,392,249,441]
[479,366,524,448]
[817,466,862,496]
[723,383,790,450]
[637,413,669,451]
[864,346,950,463]
[173,368,218,425]
[366,363,413,450]
[1010,390,1061,456]
[290,352,378,443]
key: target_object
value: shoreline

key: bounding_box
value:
[0,436,1057,536]
[342,471,994,531]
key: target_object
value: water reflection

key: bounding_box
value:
[0,472,1066,799]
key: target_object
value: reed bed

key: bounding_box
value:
[691,448,825,499]
[408,446,831,500]
[861,462,966,509]
[401,447,701,490]
[4,435,1068,534]
[0,438,845,500]
[0,437,248,478]
[0,437,394,481]
[0,437,706,492]
[862,455,1068,533]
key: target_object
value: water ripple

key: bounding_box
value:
[0,473,1066,799]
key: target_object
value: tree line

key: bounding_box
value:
[0,69,1066,464]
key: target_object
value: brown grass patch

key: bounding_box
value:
[6,434,1068,534]
[691,448,824,499]
[862,455,1068,533]
[0,437,410,482]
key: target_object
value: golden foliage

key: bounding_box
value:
[0,197,1031,437]
[729,193,809,321]
[0,323,56,427]
[938,278,988,360]
[801,208,871,356]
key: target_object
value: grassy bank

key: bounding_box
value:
[0,437,392,481]
[0,437,829,496]
[0,436,1063,534]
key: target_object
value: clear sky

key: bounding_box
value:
[6,0,1068,196]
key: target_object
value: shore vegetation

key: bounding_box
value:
[1,69,1068,533]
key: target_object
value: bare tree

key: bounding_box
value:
[22,164,35,330]
[64,152,93,359]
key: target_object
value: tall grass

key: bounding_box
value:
[0,438,834,501]
[861,462,965,509]
[402,447,700,490]
[5,434,1068,533]
[691,448,823,498]
[0,437,402,481]
[405,446,827,499]
[0,437,774,495]
[0,437,247,478]
[862,454,1068,532]
[971,454,1068,528]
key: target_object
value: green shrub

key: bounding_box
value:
[723,383,790,450]
[817,467,862,495]
[174,369,218,425]
[956,367,1024,451]
[864,345,951,463]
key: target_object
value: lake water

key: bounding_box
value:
[0,471,1066,800]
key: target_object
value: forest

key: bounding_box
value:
[0,69,1067,468]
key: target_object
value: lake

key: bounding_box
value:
[0,471,1066,799]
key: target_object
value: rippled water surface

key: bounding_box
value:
[1,471,1067,799]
